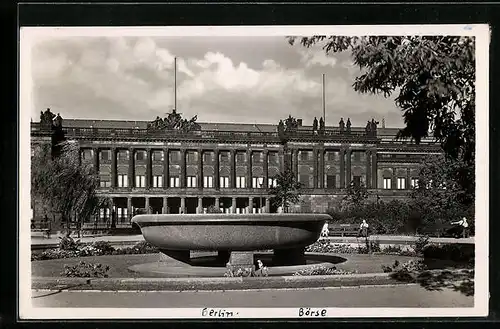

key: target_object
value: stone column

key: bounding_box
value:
[146,149,152,189]
[128,148,135,188]
[214,149,220,190]
[346,149,352,187]
[230,149,236,188]
[340,149,345,188]
[180,197,186,214]
[163,148,169,189]
[231,197,237,214]
[263,150,269,189]
[391,167,397,189]
[365,150,372,189]
[110,147,117,188]
[197,197,203,214]
[319,148,325,189]
[108,200,114,228]
[145,197,150,214]
[294,149,299,178]
[215,197,220,211]
[93,147,100,174]
[313,148,318,189]
[127,197,132,221]
[371,151,378,189]
[163,196,168,214]
[198,149,204,189]
[248,196,253,214]
[247,149,252,189]
[278,148,285,172]
[406,167,411,190]
[265,197,270,213]
[180,149,186,188]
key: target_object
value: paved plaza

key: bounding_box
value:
[31,284,473,308]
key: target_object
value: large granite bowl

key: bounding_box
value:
[131,213,330,251]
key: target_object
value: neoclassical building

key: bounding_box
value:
[31,109,442,228]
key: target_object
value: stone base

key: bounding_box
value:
[273,247,306,266]
[216,250,231,264]
[227,251,255,276]
[160,249,191,264]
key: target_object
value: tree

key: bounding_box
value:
[287,36,475,183]
[409,154,474,227]
[32,140,105,231]
[341,181,369,211]
[269,169,303,213]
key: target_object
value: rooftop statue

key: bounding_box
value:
[148,109,200,132]
[40,108,56,127]
[339,118,345,133]
[346,118,352,133]
[319,117,325,134]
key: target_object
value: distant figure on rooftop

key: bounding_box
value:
[346,118,352,133]
[319,117,325,135]
[312,117,318,135]
[339,118,345,133]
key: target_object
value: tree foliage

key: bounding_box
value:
[31,141,107,229]
[269,169,303,213]
[342,182,369,210]
[409,155,475,226]
[287,36,475,168]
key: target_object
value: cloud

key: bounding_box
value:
[29,36,402,127]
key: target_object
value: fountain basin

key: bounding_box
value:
[131,213,330,251]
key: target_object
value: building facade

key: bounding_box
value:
[31,110,442,228]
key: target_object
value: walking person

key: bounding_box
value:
[321,222,329,238]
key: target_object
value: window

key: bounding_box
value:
[353,175,361,187]
[99,180,111,188]
[268,153,278,164]
[383,178,392,189]
[117,208,128,222]
[397,177,406,189]
[117,151,128,161]
[236,153,245,162]
[220,151,229,162]
[99,208,110,220]
[203,176,213,188]
[410,178,419,188]
[153,175,163,188]
[186,176,197,188]
[236,176,246,188]
[252,177,264,188]
[203,152,212,163]
[353,152,361,162]
[268,178,277,188]
[136,151,145,161]
[169,151,180,163]
[135,175,146,188]
[170,176,180,188]
[82,149,93,160]
[100,150,110,161]
[326,175,336,189]
[327,152,336,161]
[117,174,128,187]
[299,174,310,187]
[186,151,197,163]
[153,151,163,161]
[300,151,309,161]
[220,176,229,188]
[252,152,262,163]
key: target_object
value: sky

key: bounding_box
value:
[29,35,403,127]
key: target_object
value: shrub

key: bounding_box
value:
[131,240,158,254]
[422,244,474,263]
[357,238,381,254]
[306,240,358,254]
[293,265,355,276]
[206,205,223,214]
[92,241,115,254]
[58,235,81,251]
[413,235,430,255]
[61,261,110,278]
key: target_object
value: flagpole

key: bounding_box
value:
[322,73,326,124]
[174,57,177,110]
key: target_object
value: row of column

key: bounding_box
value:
[92,146,379,190]
[118,196,270,215]
[288,148,378,189]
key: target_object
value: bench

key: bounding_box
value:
[31,228,51,238]
[327,223,360,237]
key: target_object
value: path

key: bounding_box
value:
[31,234,474,248]
[31,284,473,308]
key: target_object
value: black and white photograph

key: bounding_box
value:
[19,25,489,319]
